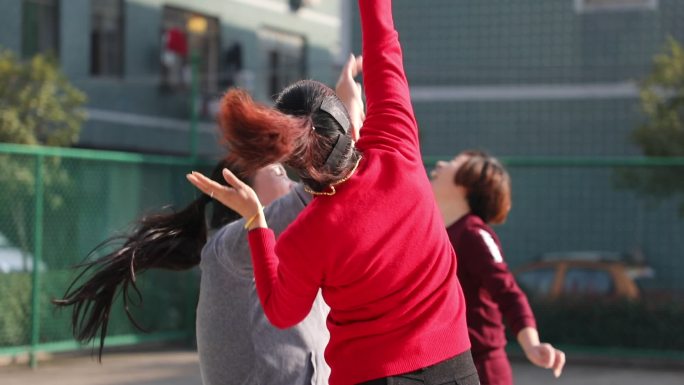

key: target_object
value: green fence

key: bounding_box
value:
[1,144,684,366]
[0,143,211,367]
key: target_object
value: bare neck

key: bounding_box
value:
[438,198,470,228]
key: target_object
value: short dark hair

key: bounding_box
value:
[453,150,511,224]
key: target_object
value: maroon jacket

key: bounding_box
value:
[447,214,536,357]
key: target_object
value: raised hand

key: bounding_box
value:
[335,54,364,140]
[186,168,265,228]
[517,326,566,378]
[524,342,566,378]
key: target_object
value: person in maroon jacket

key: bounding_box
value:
[431,150,566,385]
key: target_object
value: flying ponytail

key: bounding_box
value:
[220,81,361,192]
[219,89,312,175]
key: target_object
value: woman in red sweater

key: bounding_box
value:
[186,1,477,384]
[430,150,566,385]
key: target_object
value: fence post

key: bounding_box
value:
[190,53,200,161]
[29,154,45,368]
[185,272,197,346]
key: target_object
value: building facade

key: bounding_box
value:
[0,0,347,155]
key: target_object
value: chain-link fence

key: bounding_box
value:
[0,143,210,365]
[497,159,684,358]
[3,142,682,366]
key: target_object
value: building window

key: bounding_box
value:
[91,0,124,77]
[575,0,658,12]
[22,0,60,58]
[289,0,321,12]
[260,28,306,99]
[220,42,243,90]
[161,6,220,93]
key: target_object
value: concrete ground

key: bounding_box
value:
[512,359,684,385]
[0,348,202,385]
[1,348,683,385]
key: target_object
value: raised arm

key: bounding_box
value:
[357,0,420,160]
[247,225,322,329]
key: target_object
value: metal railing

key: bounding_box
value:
[1,143,683,366]
[0,143,212,367]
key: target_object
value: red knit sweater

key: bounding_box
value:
[447,214,537,358]
[247,1,470,383]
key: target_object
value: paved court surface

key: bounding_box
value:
[512,360,684,385]
[1,348,202,385]
[1,348,683,385]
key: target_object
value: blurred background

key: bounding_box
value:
[0,0,683,382]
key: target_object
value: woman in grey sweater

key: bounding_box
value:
[197,179,330,385]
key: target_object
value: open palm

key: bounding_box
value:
[186,168,262,220]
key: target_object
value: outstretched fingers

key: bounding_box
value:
[533,344,565,378]
[343,54,363,78]
[221,168,247,190]
[552,348,566,378]
[341,54,356,78]
[186,169,263,220]
[186,171,241,209]
[186,171,229,197]
[352,55,363,77]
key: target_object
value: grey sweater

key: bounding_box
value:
[196,184,330,385]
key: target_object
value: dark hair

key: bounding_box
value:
[219,80,361,192]
[453,150,511,225]
[52,160,248,359]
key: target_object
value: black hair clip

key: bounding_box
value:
[323,134,351,168]
[319,96,350,134]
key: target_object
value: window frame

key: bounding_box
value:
[258,27,308,99]
[90,0,125,77]
[21,0,61,59]
[160,5,221,94]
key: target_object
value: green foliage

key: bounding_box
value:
[0,50,86,146]
[0,49,87,261]
[635,37,684,156]
[0,269,199,347]
[0,273,32,346]
[616,38,684,214]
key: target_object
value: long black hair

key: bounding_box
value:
[53,160,248,359]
